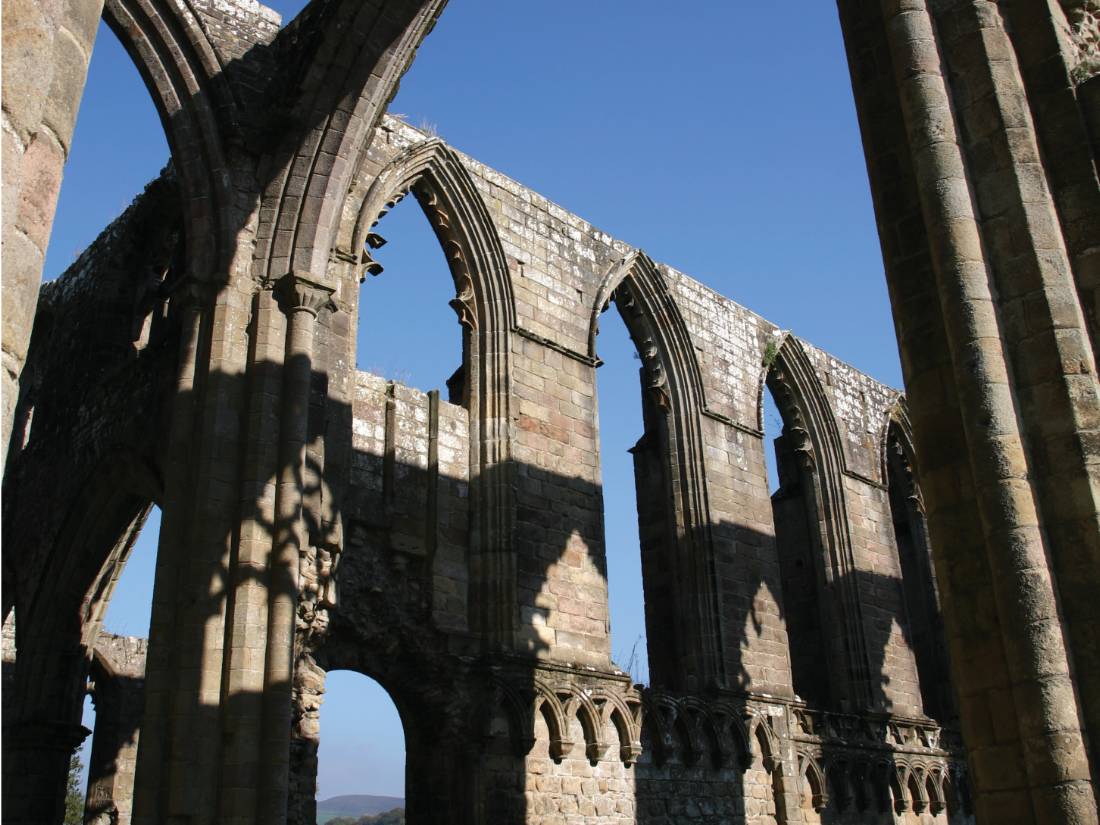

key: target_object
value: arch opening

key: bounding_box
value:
[594,304,649,686]
[357,192,466,401]
[79,504,159,825]
[593,283,692,690]
[763,377,832,709]
[313,670,407,823]
[885,423,953,723]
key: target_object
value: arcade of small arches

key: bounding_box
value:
[2,1,1098,825]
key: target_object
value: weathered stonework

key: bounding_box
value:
[2,1,1097,824]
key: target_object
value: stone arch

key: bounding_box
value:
[748,714,779,772]
[882,398,954,722]
[800,752,829,813]
[487,675,536,757]
[562,688,606,764]
[101,0,233,278]
[6,449,162,820]
[589,250,723,691]
[256,0,448,282]
[761,332,872,710]
[349,137,517,646]
[21,448,162,672]
[533,681,572,762]
[592,688,642,765]
[304,641,472,825]
[715,706,750,770]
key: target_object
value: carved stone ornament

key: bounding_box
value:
[274,272,337,318]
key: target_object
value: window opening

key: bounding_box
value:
[316,671,406,822]
[764,382,831,707]
[357,194,464,402]
[886,429,952,722]
[595,307,649,686]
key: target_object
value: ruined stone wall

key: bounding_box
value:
[86,633,147,825]
[308,116,968,823]
[13,0,1097,820]
[347,117,938,712]
[3,105,971,824]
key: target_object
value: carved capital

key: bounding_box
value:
[274,272,337,318]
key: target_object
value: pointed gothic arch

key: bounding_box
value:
[101,0,234,278]
[882,398,954,722]
[349,138,517,646]
[589,251,724,691]
[760,333,872,710]
[256,0,448,282]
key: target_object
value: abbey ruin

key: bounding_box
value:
[2,1,1099,824]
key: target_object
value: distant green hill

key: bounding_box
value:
[316,795,405,825]
[325,809,404,825]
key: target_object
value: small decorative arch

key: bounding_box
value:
[533,681,573,761]
[350,138,517,646]
[926,767,946,815]
[486,675,536,757]
[800,752,829,812]
[908,767,929,813]
[589,251,724,690]
[641,690,679,765]
[891,763,912,813]
[560,689,606,764]
[592,687,643,765]
[748,714,779,773]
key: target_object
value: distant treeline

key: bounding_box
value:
[326,809,405,825]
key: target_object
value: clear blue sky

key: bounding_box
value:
[61,1,900,802]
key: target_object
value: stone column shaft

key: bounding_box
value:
[217,288,286,825]
[258,273,334,825]
[2,0,105,472]
[132,292,205,823]
[881,1,1097,822]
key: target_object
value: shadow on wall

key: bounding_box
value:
[1,59,965,825]
[1,174,967,823]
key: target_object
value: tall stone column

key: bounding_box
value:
[258,272,336,825]
[871,1,1098,822]
[1,0,104,471]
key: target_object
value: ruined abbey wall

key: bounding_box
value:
[2,0,1097,824]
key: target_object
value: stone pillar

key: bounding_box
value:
[873,1,1098,822]
[257,272,336,825]
[217,286,286,825]
[85,634,147,825]
[1,0,104,472]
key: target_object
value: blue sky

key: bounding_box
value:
[61,1,900,802]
